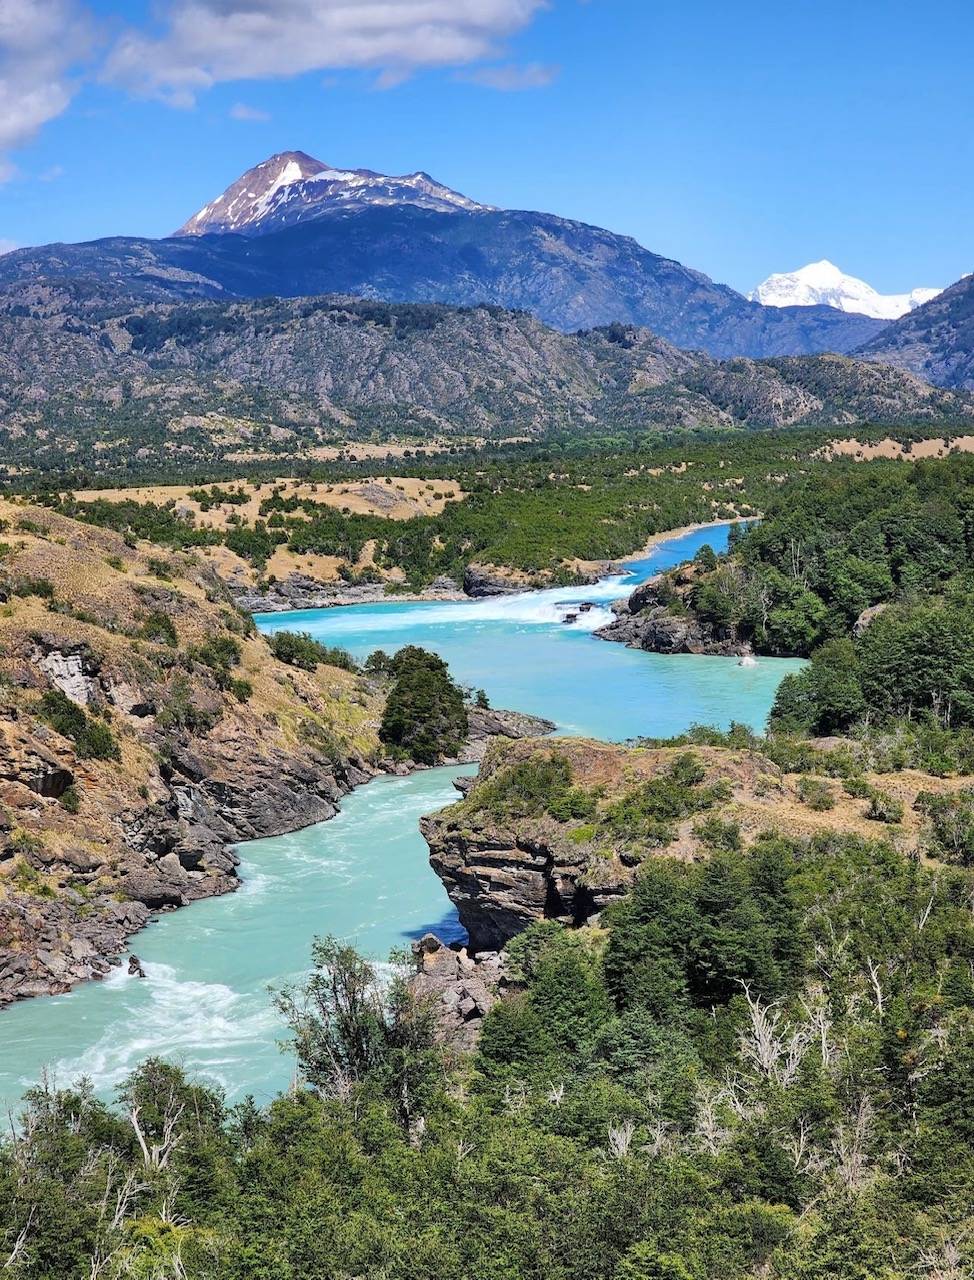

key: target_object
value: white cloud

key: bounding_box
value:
[104,0,551,104]
[463,60,559,89]
[0,237,20,254]
[230,101,270,121]
[0,0,94,177]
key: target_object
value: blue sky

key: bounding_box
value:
[0,0,971,296]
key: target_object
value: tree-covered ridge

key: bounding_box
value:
[0,286,969,482]
[621,451,974,752]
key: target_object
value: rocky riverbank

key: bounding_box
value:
[232,558,624,613]
[594,565,749,656]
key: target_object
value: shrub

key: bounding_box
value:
[843,777,874,799]
[139,610,178,647]
[230,678,253,703]
[188,634,242,670]
[473,752,596,822]
[13,576,56,600]
[37,690,121,761]
[867,789,904,824]
[58,784,81,814]
[797,776,836,810]
[268,630,358,672]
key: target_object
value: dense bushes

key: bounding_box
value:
[36,689,120,760]
[267,630,358,672]
[378,645,468,764]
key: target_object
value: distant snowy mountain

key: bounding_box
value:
[749,260,941,321]
[173,150,491,237]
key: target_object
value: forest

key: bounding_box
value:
[646,453,974,759]
[40,429,968,586]
[3,821,973,1278]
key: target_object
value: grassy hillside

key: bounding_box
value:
[0,499,384,1006]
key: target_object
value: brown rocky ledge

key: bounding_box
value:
[422,735,974,957]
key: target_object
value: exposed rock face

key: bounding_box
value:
[234,572,463,613]
[421,740,640,953]
[458,707,554,764]
[422,811,630,953]
[462,564,522,598]
[409,933,501,1051]
[38,647,100,705]
[0,501,393,1010]
[595,573,746,656]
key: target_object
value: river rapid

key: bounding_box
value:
[0,525,803,1109]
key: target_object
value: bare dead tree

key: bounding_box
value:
[546,1081,565,1107]
[737,984,813,1086]
[694,1086,730,1157]
[607,1120,635,1160]
[2,1207,36,1272]
[128,1097,184,1172]
[831,1095,875,1191]
[865,957,885,1017]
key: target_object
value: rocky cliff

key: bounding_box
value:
[0,502,551,1008]
[421,736,974,956]
[0,500,389,1006]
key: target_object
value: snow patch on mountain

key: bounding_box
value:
[174,150,492,238]
[749,260,942,321]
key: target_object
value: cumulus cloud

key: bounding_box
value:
[0,0,94,176]
[230,101,270,121]
[463,60,559,89]
[104,0,551,104]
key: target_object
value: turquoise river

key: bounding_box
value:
[0,525,803,1110]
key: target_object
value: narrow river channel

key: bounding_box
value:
[0,525,803,1109]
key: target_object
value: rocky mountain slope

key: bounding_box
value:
[1,290,967,479]
[751,259,941,320]
[856,272,974,390]
[174,150,489,236]
[0,498,556,1008]
[0,151,888,358]
[0,499,387,1005]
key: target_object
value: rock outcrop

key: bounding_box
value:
[421,740,641,953]
[595,570,747,656]
[234,572,463,613]
[409,933,501,1050]
[462,564,522,598]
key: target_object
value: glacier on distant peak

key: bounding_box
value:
[749,260,942,321]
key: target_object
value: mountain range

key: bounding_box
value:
[1,284,969,481]
[857,272,974,390]
[0,151,887,361]
[750,260,942,321]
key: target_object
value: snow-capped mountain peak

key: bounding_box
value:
[749,259,942,321]
[173,150,492,238]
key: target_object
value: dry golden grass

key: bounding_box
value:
[74,475,466,528]
[819,435,974,462]
[483,736,974,864]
